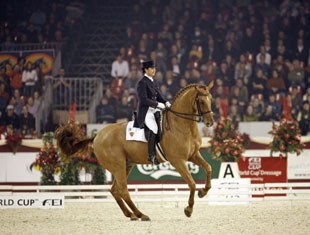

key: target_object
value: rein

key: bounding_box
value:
[164,92,213,130]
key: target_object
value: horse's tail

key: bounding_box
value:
[55,121,95,157]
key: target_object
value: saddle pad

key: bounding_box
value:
[126,121,147,142]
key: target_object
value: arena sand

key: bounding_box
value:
[1,201,310,235]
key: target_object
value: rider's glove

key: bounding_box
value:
[157,102,166,110]
[165,101,171,108]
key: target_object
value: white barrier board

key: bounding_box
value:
[208,178,251,205]
[0,194,64,209]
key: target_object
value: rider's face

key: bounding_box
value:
[146,67,156,77]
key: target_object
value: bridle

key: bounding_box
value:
[165,91,213,124]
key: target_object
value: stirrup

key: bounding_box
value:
[148,155,160,165]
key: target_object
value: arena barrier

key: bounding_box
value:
[0,180,309,206]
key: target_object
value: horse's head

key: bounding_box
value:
[194,82,214,127]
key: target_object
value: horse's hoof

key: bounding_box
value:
[198,188,207,198]
[141,215,151,221]
[184,206,192,217]
[130,214,139,221]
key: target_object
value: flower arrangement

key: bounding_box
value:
[31,132,60,185]
[6,132,23,154]
[208,117,248,162]
[269,119,305,157]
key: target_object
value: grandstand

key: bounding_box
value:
[0,0,309,137]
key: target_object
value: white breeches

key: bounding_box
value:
[145,107,161,134]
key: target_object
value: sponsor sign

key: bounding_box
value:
[128,150,221,182]
[0,194,64,209]
[238,157,287,197]
[238,157,287,183]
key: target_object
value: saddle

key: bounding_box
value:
[133,111,162,143]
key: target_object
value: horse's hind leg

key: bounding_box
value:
[189,152,212,198]
[110,165,138,220]
[114,168,151,221]
[170,160,196,217]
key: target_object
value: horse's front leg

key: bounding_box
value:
[170,160,196,217]
[189,151,212,198]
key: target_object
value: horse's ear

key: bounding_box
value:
[207,81,214,90]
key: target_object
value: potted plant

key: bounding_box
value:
[208,117,249,179]
[269,118,305,157]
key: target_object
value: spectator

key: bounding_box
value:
[260,105,278,121]
[287,59,305,90]
[256,45,272,66]
[217,61,234,88]
[165,70,179,96]
[250,96,265,119]
[19,105,35,137]
[9,65,22,93]
[243,105,259,122]
[213,97,223,121]
[234,54,252,85]
[96,96,116,123]
[0,105,20,131]
[52,68,71,109]
[104,88,117,110]
[170,57,181,78]
[124,69,139,95]
[265,93,282,120]
[266,69,286,95]
[26,96,39,117]
[12,89,24,115]
[0,83,10,114]
[297,101,309,135]
[159,83,173,101]
[116,96,133,122]
[111,55,129,80]
[22,62,38,98]
[228,104,242,128]
[292,38,308,65]
[231,79,248,110]
[250,69,267,98]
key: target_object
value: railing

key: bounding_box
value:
[1,181,309,205]
[35,76,101,134]
[0,42,62,51]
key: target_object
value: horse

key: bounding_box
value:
[55,83,214,221]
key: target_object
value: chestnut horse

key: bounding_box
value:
[55,83,214,221]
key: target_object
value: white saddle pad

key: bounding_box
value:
[126,121,147,142]
[125,121,167,163]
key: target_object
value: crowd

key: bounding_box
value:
[0,0,309,138]
[98,0,309,135]
[0,0,85,138]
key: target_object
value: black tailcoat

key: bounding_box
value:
[136,76,167,127]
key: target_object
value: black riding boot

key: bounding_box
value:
[148,131,160,165]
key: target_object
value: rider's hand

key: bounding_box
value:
[165,101,171,108]
[157,102,166,110]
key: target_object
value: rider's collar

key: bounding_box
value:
[144,74,153,82]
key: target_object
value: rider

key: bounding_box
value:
[136,60,171,165]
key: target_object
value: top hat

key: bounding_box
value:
[141,60,155,69]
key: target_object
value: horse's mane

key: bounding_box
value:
[172,84,207,103]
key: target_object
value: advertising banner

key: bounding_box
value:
[0,49,55,74]
[127,150,221,182]
[238,157,287,183]
[0,194,64,209]
[238,157,287,196]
